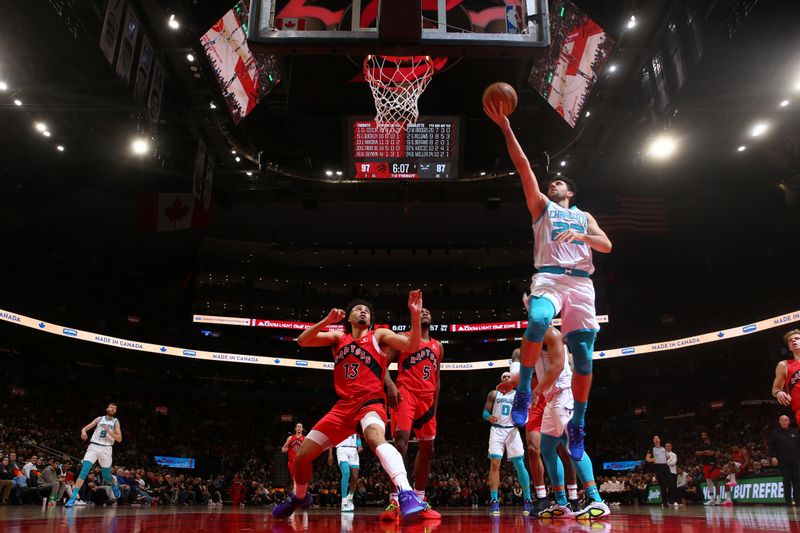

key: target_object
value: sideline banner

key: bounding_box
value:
[646,477,786,504]
[1,308,799,370]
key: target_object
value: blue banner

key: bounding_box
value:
[154,456,196,469]
[603,460,643,471]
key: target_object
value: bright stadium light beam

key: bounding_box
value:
[35,122,47,132]
[626,15,637,29]
[0,81,8,91]
[751,123,768,137]
[131,138,149,155]
[168,15,180,30]
[647,136,677,160]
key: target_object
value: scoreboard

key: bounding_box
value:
[346,116,461,179]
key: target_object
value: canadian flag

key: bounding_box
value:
[138,193,212,232]
[276,18,306,30]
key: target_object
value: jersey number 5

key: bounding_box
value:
[344,363,360,379]
[422,365,432,380]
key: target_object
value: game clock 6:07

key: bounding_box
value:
[347,116,461,180]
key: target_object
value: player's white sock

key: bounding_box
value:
[376,443,412,491]
[414,489,425,500]
[535,485,547,499]
[295,483,308,499]
[567,484,578,500]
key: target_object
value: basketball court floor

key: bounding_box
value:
[1,506,797,533]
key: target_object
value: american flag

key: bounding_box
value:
[581,194,669,233]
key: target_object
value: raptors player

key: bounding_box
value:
[773,329,800,424]
[382,307,442,521]
[272,291,426,520]
[485,101,612,461]
[281,423,305,491]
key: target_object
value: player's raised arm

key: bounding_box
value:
[297,309,346,347]
[483,391,498,424]
[375,290,423,352]
[484,101,548,220]
[773,360,792,406]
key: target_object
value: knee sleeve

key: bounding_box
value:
[101,467,113,484]
[566,330,597,375]
[78,461,93,481]
[524,297,556,342]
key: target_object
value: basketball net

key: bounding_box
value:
[363,55,435,133]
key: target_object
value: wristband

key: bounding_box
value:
[482,409,492,421]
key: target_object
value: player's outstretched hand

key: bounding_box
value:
[386,383,401,409]
[324,308,346,325]
[483,101,509,129]
[408,289,423,316]
[776,391,792,407]
[81,431,88,441]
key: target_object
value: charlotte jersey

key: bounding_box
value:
[492,390,516,427]
[785,358,800,414]
[533,200,594,274]
[396,338,441,395]
[333,331,387,400]
[534,347,573,396]
[337,434,360,448]
[91,416,118,446]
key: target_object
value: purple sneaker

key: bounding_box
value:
[567,420,585,462]
[272,493,313,519]
[511,389,531,426]
[397,490,426,518]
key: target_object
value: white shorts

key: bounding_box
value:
[83,443,113,468]
[541,388,574,438]
[488,426,524,460]
[336,446,359,468]
[530,272,599,335]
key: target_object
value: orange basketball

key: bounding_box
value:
[482,82,518,116]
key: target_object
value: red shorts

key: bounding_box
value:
[390,389,437,439]
[703,465,720,480]
[525,394,547,433]
[311,396,387,448]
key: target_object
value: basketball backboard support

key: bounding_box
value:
[246,0,550,57]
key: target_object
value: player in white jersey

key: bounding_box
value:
[328,434,362,512]
[65,403,123,507]
[484,102,612,462]
[483,372,533,516]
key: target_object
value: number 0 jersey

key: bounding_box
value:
[533,200,594,274]
[396,338,441,395]
[332,331,388,400]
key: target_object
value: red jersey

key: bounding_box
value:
[332,331,387,400]
[287,434,304,462]
[396,337,441,395]
[786,358,800,414]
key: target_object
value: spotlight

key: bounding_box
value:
[13,99,22,106]
[336,171,343,176]
[168,14,180,30]
[235,156,241,162]
[608,64,618,73]
[647,136,677,159]
[751,123,768,137]
[186,53,195,62]
[56,145,65,152]
[35,122,47,132]
[626,15,636,29]
[560,160,567,167]
[42,130,51,137]
[131,138,149,155]
[325,170,333,176]
[246,171,253,176]
[737,145,746,152]
[585,111,591,117]
[231,150,236,155]
[209,102,217,109]
[0,81,7,91]
[780,99,789,107]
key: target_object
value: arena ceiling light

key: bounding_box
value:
[209,102,217,109]
[235,156,241,162]
[13,98,22,106]
[186,53,195,62]
[751,123,768,137]
[737,145,746,152]
[35,122,47,132]
[0,81,8,91]
[780,99,790,107]
[168,15,180,30]
[131,138,149,155]
[626,15,637,29]
[560,160,567,167]
[336,171,343,176]
[246,171,253,176]
[42,130,51,137]
[646,135,677,159]
[56,145,65,152]
[608,64,618,73]
[325,170,334,176]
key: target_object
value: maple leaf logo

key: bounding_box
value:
[164,197,190,223]
[284,19,296,29]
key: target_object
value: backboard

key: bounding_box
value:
[246,0,550,57]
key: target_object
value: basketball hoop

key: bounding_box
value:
[363,55,435,133]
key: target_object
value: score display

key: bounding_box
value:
[346,116,461,179]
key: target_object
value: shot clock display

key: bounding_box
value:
[346,116,461,179]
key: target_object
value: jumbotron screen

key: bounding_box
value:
[345,116,461,179]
